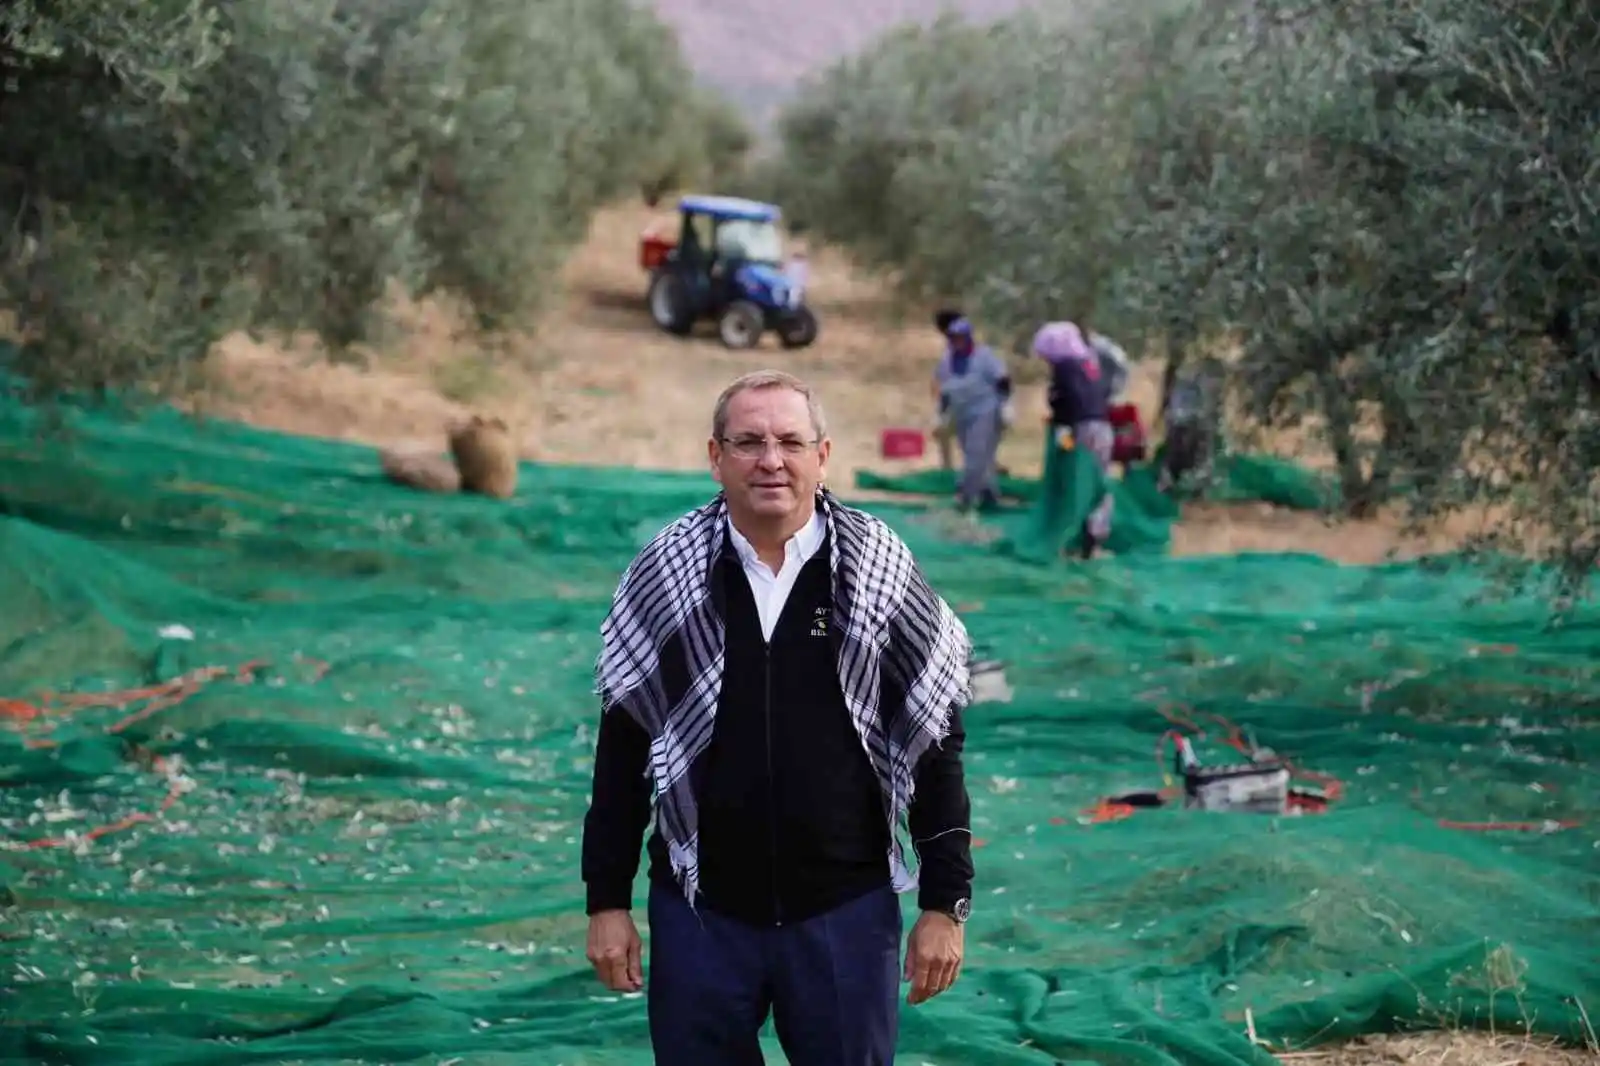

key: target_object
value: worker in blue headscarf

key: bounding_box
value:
[933,313,1012,512]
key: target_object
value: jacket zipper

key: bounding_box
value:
[764,640,782,926]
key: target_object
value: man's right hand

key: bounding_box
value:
[585,909,644,992]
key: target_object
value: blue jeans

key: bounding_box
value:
[646,881,902,1065]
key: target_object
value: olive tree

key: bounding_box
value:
[767,0,1599,584]
[764,13,1056,308]
[639,88,757,206]
[0,0,711,399]
[1114,0,1600,575]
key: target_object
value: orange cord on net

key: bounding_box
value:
[2,655,329,851]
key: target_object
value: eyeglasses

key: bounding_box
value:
[719,435,819,460]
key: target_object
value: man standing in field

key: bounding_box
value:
[581,369,976,1065]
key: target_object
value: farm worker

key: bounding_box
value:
[1158,355,1227,492]
[930,309,1014,471]
[1085,325,1142,474]
[582,370,975,1065]
[785,239,809,308]
[1032,320,1116,556]
[933,313,1012,512]
[1087,327,1131,400]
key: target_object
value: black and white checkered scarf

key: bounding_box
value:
[595,488,972,907]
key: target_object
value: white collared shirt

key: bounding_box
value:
[725,509,826,641]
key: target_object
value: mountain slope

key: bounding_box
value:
[650,0,1034,118]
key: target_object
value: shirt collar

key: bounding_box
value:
[725,506,826,570]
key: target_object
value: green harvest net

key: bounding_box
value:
[1,379,1598,1065]
[855,450,1336,514]
[855,439,1341,561]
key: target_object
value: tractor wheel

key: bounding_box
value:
[776,307,819,349]
[648,272,694,336]
[718,300,765,349]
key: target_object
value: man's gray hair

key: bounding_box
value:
[711,370,828,440]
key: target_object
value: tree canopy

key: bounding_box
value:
[0,0,745,397]
[762,0,1599,584]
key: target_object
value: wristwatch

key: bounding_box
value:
[944,898,971,924]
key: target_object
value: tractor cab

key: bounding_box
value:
[640,195,819,350]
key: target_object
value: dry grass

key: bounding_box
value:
[187,202,1485,566]
[190,204,1035,485]
[1276,1031,1596,1066]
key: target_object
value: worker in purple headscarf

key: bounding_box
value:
[1032,320,1115,556]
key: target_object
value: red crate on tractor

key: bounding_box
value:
[639,231,675,272]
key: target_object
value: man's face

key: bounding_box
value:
[709,386,830,522]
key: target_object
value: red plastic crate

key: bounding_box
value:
[880,427,926,459]
[639,233,675,271]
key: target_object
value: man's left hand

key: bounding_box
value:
[903,910,964,1005]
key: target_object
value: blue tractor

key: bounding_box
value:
[639,195,819,350]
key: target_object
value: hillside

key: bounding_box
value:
[650,0,1035,120]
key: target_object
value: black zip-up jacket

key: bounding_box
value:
[581,540,974,926]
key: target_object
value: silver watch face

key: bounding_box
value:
[951,898,971,922]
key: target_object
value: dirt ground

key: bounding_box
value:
[182,204,1598,1065]
[192,203,1483,565]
